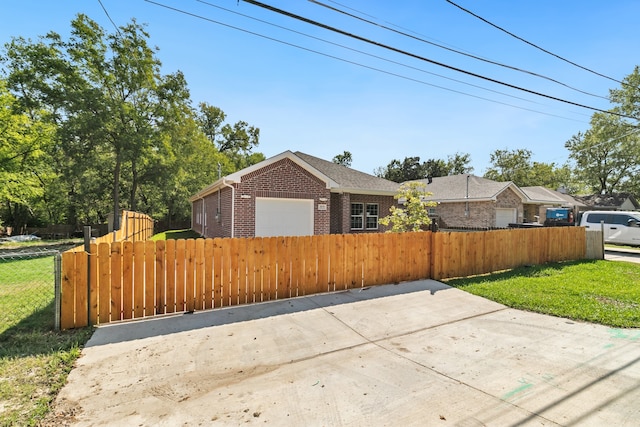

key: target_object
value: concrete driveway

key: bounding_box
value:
[51,280,640,426]
[605,247,640,263]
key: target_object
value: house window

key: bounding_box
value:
[351,203,379,230]
[366,203,378,229]
[351,203,364,230]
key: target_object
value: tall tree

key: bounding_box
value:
[2,15,197,227]
[375,153,472,182]
[609,65,640,120]
[196,102,263,172]
[565,112,640,194]
[332,150,352,167]
[484,148,533,185]
[446,152,473,175]
[484,148,572,189]
[0,80,54,229]
[374,156,428,182]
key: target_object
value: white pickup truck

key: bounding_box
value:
[580,210,640,246]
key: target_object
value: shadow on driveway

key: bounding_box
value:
[87,280,452,347]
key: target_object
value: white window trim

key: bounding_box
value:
[351,202,364,230]
[366,203,379,230]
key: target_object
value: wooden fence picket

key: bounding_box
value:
[155,240,166,315]
[203,239,214,309]
[165,239,176,314]
[121,242,134,320]
[61,227,595,329]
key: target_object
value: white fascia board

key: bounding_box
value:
[432,197,496,203]
[331,188,398,197]
[523,199,565,205]
[228,150,338,189]
[188,177,239,202]
[503,183,529,202]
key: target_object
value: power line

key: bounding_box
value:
[444,0,625,86]
[97,0,122,35]
[241,0,631,119]
[145,0,587,122]
[309,0,608,100]
[196,0,546,106]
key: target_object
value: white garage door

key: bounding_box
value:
[495,208,517,228]
[255,197,314,237]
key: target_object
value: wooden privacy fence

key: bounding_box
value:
[60,226,588,329]
[68,210,154,252]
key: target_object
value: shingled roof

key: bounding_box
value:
[294,151,399,194]
[574,193,640,210]
[411,174,526,202]
[190,150,400,201]
[520,186,585,207]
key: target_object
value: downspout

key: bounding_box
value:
[201,196,206,237]
[222,178,235,238]
[465,174,470,217]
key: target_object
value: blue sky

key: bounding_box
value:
[2,1,639,175]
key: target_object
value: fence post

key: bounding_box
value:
[84,226,92,325]
[54,253,62,331]
[600,221,605,259]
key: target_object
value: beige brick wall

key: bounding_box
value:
[434,187,524,228]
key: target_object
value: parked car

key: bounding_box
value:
[580,210,640,246]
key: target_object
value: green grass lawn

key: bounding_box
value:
[150,228,201,241]
[1,245,639,425]
[444,259,640,328]
[0,254,93,426]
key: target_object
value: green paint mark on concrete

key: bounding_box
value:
[502,378,533,400]
[609,328,640,341]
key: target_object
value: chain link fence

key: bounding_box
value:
[0,248,61,334]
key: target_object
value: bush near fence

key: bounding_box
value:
[60,226,591,329]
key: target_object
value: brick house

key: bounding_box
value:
[412,174,528,229]
[574,193,640,212]
[520,186,585,223]
[190,151,400,238]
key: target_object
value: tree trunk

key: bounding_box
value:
[113,152,122,230]
[130,158,138,212]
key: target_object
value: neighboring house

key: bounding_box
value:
[574,193,640,212]
[412,175,528,229]
[520,186,585,223]
[190,151,400,238]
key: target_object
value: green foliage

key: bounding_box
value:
[565,67,640,196]
[609,65,640,120]
[379,182,437,232]
[445,259,640,328]
[484,147,574,190]
[0,80,55,228]
[332,150,352,167]
[1,15,264,228]
[565,112,640,194]
[374,153,472,182]
[196,102,264,172]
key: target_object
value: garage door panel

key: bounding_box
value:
[495,208,516,228]
[255,198,314,237]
